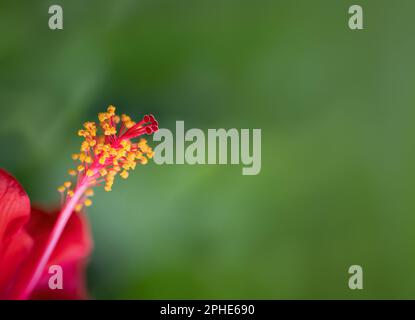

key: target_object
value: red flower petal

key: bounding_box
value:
[0,169,93,299]
[27,208,93,299]
[10,207,93,299]
[0,169,33,297]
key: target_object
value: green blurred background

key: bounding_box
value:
[1,0,415,299]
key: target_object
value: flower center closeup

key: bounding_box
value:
[57,105,158,211]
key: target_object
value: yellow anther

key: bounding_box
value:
[79,153,86,162]
[75,204,83,212]
[64,181,72,188]
[104,185,112,192]
[77,165,85,172]
[125,121,135,129]
[120,170,129,179]
[127,153,136,161]
[140,157,148,165]
[99,156,106,165]
[83,122,97,137]
[117,150,127,158]
[99,168,108,176]
[107,105,116,115]
[67,190,74,197]
[113,115,120,123]
[81,141,89,152]
[123,141,132,152]
[121,114,131,122]
[85,189,94,197]
[85,156,92,164]
[84,198,93,207]
[83,121,94,129]
[72,154,79,160]
[86,169,95,177]
[98,112,108,122]
[110,148,118,156]
[89,140,96,147]
[57,186,65,193]
[68,169,77,176]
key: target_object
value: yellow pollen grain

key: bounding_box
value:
[127,154,135,162]
[86,169,94,177]
[72,154,79,160]
[67,190,74,197]
[99,168,108,176]
[107,105,116,115]
[98,113,108,122]
[121,114,131,122]
[85,189,94,197]
[84,199,92,207]
[75,204,83,212]
[64,181,72,188]
[68,169,77,176]
[77,165,85,172]
[120,170,129,179]
[125,121,135,129]
[79,153,86,162]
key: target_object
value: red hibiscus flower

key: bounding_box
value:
[0,105,158,299]
[0,169,92,299]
